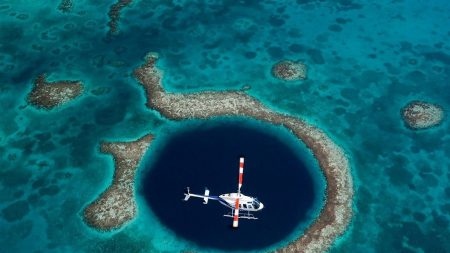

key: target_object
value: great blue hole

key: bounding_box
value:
[139,119,324,251]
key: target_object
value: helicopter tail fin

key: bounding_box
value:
[203,188,210,204]
[183,187,191,201]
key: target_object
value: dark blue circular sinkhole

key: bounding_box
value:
[140,119,323,251]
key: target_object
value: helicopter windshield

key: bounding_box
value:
[252,199,260,209]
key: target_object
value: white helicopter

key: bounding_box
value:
[183,157,264,228]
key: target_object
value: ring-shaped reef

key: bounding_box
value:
[82,52,354,253]
[133,53,354,253]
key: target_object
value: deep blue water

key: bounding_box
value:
[1,0,450,252]
[141,120,321,251]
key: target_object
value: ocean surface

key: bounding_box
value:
[0,0,450,252]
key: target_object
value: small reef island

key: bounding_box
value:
[401,101,445,130]
[84,135,153,230]
[27,74,84,110]
[107,0,133,35]
[271,60,307,81]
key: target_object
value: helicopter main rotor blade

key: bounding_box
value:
[238,157,244,194]
[233,198,240,228]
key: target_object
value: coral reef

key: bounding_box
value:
[271,60,307,81]
[232,17,257,36]
[107,0,133,35]
[58,0,73,13]
[134,53,353,253]
[83,134,153,231]
[401,101,444,129]
[27,74,83,110]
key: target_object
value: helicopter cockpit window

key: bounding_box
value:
[243,204,247,208]
[252,201,260,209]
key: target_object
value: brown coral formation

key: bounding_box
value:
[272,60,307,81]
[134,53,353,253]
[27,74,83,110]
[107,0,133,35]
[401,100,444,130]
[83,134,153,231]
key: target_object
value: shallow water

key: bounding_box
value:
[1,0,450,252]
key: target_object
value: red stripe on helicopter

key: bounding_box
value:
[239,157,244,186]
[233,199,240,221]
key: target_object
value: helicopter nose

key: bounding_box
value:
[259,202,264,210]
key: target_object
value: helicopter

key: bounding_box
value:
[183,157,264,228]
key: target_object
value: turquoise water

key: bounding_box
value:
[1,0,449,252]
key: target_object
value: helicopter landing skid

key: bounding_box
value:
[224,210,258,220]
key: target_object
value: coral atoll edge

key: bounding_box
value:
[83,52,354,253]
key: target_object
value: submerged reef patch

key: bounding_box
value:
[1,200,30,222]
[107,0,133,35]
[58,0,73,13]
[27,74,84,110]
[271,60,307,81]
[401,101,444,130]
[83,134,153,231]
[134,53,353,253]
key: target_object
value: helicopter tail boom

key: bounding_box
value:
[183,187,215,204]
